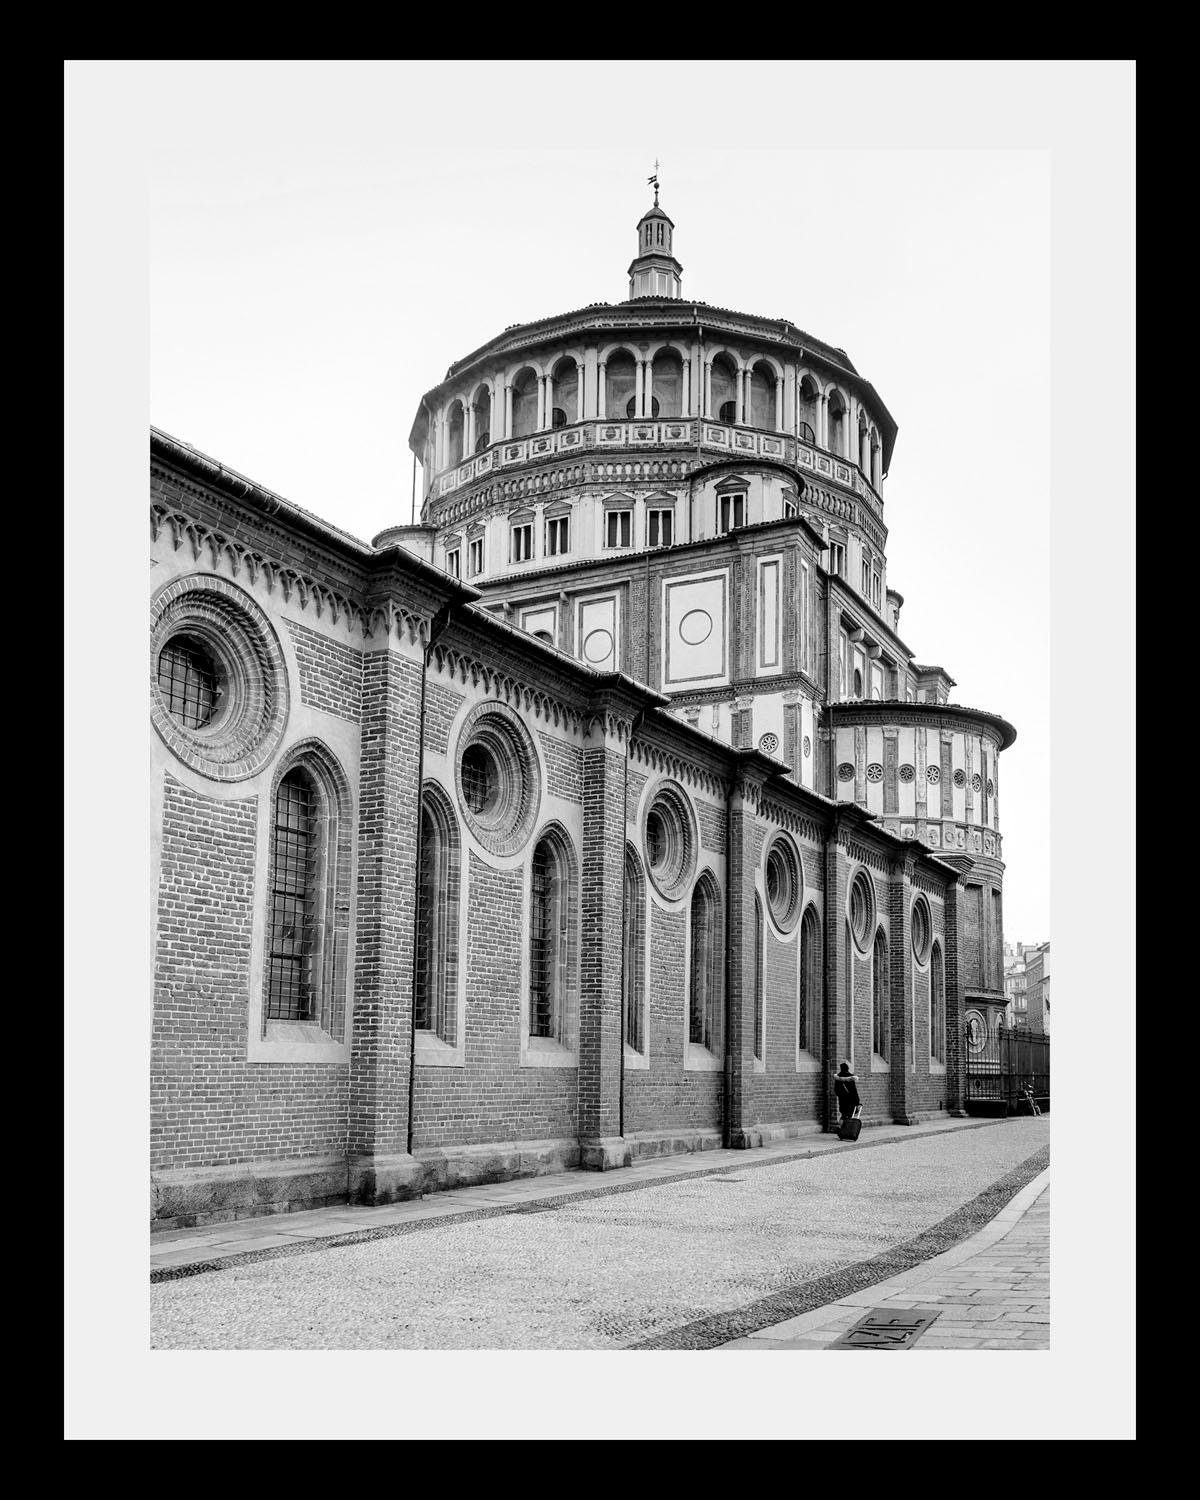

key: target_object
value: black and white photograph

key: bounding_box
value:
[65,59,1135,1441]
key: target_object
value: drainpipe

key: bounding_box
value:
[406,599,456,1157]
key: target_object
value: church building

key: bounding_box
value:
[150,193,1016,1228]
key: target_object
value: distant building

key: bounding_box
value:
[1025,942,1050,1032]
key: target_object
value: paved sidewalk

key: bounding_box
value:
[151,1116,1001,1275]
[719,1169,1049,1350]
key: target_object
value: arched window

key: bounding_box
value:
[689,874,721,1053]
[605,351,636,422]
[754,894,765,1061]
[799,905,821,1056]
[827,392,847,456]
[624,847,646,1055]
[415,786,460,1045]
[447,401,464,468]
[511,368,538,439]
[472,386,491,452]
[797,374,819,444]
[710,353,737,423]
[930,940,946,1064]
[749,361,776,430]
[872,929,890,1061]
[530,833,571,1042]
[853,667,863,699]
[551,358,578,426]
[652,349,683,418]
[264,746,350,1039]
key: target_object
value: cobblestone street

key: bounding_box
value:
[150,1118,1049,1350]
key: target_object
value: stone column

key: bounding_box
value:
[682,358,691,417]
[735,367,746,427]
[818,393,828,449]
[775,375,785,432]
[504,383,514,439]
[349,616,430,1204]
[578,705,633,1169]
[536,375,546,432]
[643,358,654,419]
[464,401,475,456]
[726,768,767,1148]
[704,360,712,419]
[575,360,585,424]
[597,361,607,419]
[634,359,644,420]
[784,367,797,435]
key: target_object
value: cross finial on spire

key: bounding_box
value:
[647,159,660,207]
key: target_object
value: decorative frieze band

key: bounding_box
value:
[429,643,585,733]
[758,797,823,846]
[629,739,728,801]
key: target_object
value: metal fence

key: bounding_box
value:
[965,1025,1050,1115]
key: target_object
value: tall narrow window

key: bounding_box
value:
[545,515,569,556]
[689,876,720,1052]
[468,537,484,576]
[606,510,632,549]
[754,894,765,1061]
[530,836,569,1041]
[800,905,821,1056]
[648,508,674,548]
[511,522,533,563]
[718,493,745,534]
[445,546,460,580]
[624,849,645,1054]
[930,941,946,1063]
[414,789,459,1045]
[872,929,890,1061]
[828,541,845,578]
[266,767,319,1022]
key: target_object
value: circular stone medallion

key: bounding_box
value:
[583,628,613,664]
[679,608,713,646]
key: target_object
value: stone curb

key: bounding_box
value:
[150,1116,1010,1283]
[629,1144,1050,1350]
[720,1168,1050,1347]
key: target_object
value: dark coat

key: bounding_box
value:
[833,1072,861,1117]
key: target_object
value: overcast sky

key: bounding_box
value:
[147,66,1050,941]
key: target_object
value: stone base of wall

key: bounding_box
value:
[895,1109,955,1126]
[735,1119,826,1148]
[348,1151,426,1206]
[620,1127,724,1162]
[151,1154,349,1230]
[414,1137,580,1193]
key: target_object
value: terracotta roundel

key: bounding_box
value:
[758,732,779,755]
[866,763,883,782]
[953,769,966,788]
[802,735,812,758]
[971,773,982,792]
[837,762,855,783]
[898,764,915,783]
[927,765,941,784]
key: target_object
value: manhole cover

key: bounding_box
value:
[830,1307,942,1350]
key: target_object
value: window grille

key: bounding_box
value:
[158,636,219,729]
[754,895,764,1061]
[530,840,567,1040]
[800,906,820,1054]
[930,944,946,1063]
[689,880,718,1051]
[872,930,890,1060]
[460,744,497,816]
[266,768,318,1022]
[623,851,645,1054]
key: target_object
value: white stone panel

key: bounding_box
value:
[577,593,618,670]
[662,569,729,687]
